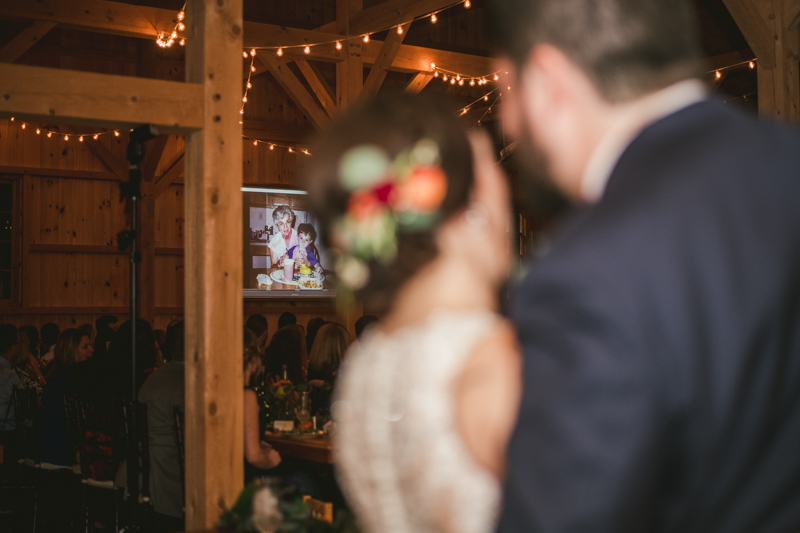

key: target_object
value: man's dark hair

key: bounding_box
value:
[355,315,380,339]
[0,324,18,356]
[19,325,39,355]
[166,320,185,362]
[41,323,60,348]
[487,0,703,102]
[306,317,327,352]
[278,312,297,329]
[245,314,269,337]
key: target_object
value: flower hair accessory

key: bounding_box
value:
[331,138,449,292]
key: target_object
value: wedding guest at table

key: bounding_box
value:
[13,329,46,402]
[93,314,117,360]
[244,345,281,482]
[39,322,60,369]
[264,325,307,384]
[245,314,270,355]
[40,328,94,466]
[161,319,181,363]
[138,320,185,532]
[268,205,299,266]
[77,323,95,346]
[305,317,326,353]
[307,323,349,414]
[19,325,39,359]
[354,315,380,341]
[278,312,297,330]
[0,325,23,438]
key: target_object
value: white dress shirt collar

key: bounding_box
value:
[580,79,707,203]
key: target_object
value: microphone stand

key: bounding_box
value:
[117,123,158,531]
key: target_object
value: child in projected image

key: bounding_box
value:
[287,223,323,273]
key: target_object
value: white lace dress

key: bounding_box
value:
[333,311,501,533]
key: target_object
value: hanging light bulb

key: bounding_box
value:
[93,134,98,140]
[243,51,248,58]
[465,0,471,7]
[431,13,438,23]
[47,132,52,138]
[179,38,185,46]
[277,47,283,57]
[247,82,252,89]
[434,71,439,77]
[9,117,13,121]
[715,70,721,80]
[64,135,69,141]
[335,40,342,50]
[20,123,25,129]
[171,31,177,39]
[178,22,185,31]
[304,45,311,54]
[288,148,294,153]
[430,62,436,70]
[36,128,41,134]
[250,49,256,56]
[469,79,475,86]
[253,140,258,145]
[114,130,120,137]
[269,144,274,150]
[178,11,185,20]
[494,74,500,81]
[456,74,461,81]
[397,25,403,35]
[749,61,755,69]
[363,34,370,43]
[461,108,468,115]
[484,95,489,101]
[240,109,244,115]
[79,136,84,142]
[450,78,456,85]
[242,96,247,103]
[251,65,256,72]
[443,74,448,81]
[458,79,464,86]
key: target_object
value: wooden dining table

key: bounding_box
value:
[262,433,334,464]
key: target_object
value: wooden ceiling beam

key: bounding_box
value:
[721,0,776,69]
[142,134,169,182]
[404,71,434,94]
[0,1,494,77]
[258,55,331,130]
[294,59,336,116]
[0,63,203,133]
[153,149,185,197]
[316,0,456,36]
[67,125,128,181]
[0,19,56,63]
[242,119,312,144]
[362,21,411,99]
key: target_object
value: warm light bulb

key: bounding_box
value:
[749,61,755,69]
[247,82,252,89]
[465,0,471,7]
[397,25,403,35]
[240,109,244,114]
[93,134,98,140]
[715,70,721,79]
[451,78,456,85]
[461,109,468,115]
[456,74,461,81]
[431,13,438,23]
[64,135,69,141]
[430,62,436,70]
[47,132,52,138]
[250,49,256,56]
[242,96,247,103]
[288,148,293,153]
[443,74,448,81]
[277,47,283,57]
[303,150,309,155]
[178,11,184,20]
[251,65,256,72]
[36,128,40,134]
[253,140,258,145]
[21,123,25,129]
[494,74,499,81]
[79,136,84,142]
[179,38,185,46]
[484,95,489,101]
[9,117,13,121]
[243,51,248,58]
[304,46,310,54]
[469,79,475,86]
[269,145,274,150]
[171,31,177,39]
[434,71,439,77]
[177,22,185,31]
[363,34,370,43]
[335,41,342,50]
[458,79,464,86]
[114,131,119,136]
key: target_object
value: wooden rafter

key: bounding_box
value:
[242,119,312,144]
[294,59,336,116]
[259,55,331,129]
[317,0,456,36]
[153,149,185,197]
[362,21,411,98]
[721,0,776,68]
[67,126,128,181]
[0,63,203,133]
[0,20,56,63]
[404,71,434,94]
[142,135,169,182]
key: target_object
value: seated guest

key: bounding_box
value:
[305,317,326,353]
[39,322,60,369]
[354,315,380,340]
[40,328,94,466]
[153,328,167,367]
[278,312,296,330]
[0,325,22,437]
[93,314,117,360]
[161,319,182,363]
[77,323,95,345]
[19,325,39,359]
[244,345,281,482]
[14,329,46,402]
[307,323,350,414]
[138,321,185,531]
[245,314,270,355]
[264,325,307,385]
[97,319,156,400]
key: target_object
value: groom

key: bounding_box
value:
[486,0,800,531]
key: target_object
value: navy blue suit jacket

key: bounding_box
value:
[499,100,800,533]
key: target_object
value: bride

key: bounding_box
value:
[305,95,521,533]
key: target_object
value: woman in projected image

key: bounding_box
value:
[268,204,299,266]
[287,223,324,274]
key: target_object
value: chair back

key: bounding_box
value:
[62,392,81,468]
[12,388,40,464]
[75,396,126,483]
[121,400,150,503]
[173,405,185,498]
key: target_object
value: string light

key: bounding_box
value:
[363,34,370,43]
[177,11,184,21]
[465,0,471,8]
[251,65,256,72]
[250,49,256,56]
[715,70,722,80]
[243,51,248,58]
[155,4,186,48]
[47,132,51,138]
[247,82,252,89]
[64,135,69,141]
[254,140,258,145]
[269,145,274,150]
[304,45,311,54]
[335,41,342,50]
[20,123,25,129]
[430,62,436,70]
[114,131,120,137]
[397,25,404,35]
[749,61,755,69]
[36,128,40,134]
[93,134,98,140]
[9,117,13,121]
[242,96,247,103]
[179,39,185,46]
[431,13,438,23]
[277,47,283,57]
[79,136,84,142]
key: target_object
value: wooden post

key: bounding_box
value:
[138,136,167,327]
[184,0,244,529]
[336,0,364,109]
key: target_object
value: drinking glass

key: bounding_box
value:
[295,392,311,424]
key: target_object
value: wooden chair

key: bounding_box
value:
[302,495,334,524]
[121,400,151,531]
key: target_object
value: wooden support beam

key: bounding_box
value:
[183,0,244,528]
[67,126,129,181]
[0,20,56,63]
[0,63,204,133]
[294,59,336,117]
[362,22,410,99]
[242,119,312,144]
[142,135,169,182]
[317,0,455,36]
[403,71,434,94]
[259,55,331,129]
[336,0,364,109]
[153,150,185,197]
[137,135,167,326]
[722,0,777,68]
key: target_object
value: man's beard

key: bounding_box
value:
[509,120,571,216]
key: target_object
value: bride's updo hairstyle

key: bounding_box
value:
[304,94,474,310]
